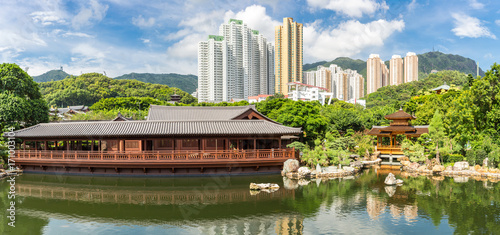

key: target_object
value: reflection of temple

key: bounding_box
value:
[275,216,304,235]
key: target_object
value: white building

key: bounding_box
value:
[198,19,274,103]
[248,94,272,103]
[287,82,333,105]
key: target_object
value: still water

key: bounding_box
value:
[1,168,500,235]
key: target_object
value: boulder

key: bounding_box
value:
[250,183,280,191]
[409,162,420,170]
[384,173,398,185]
[417,165,427,172]
[445,166,453,172]
[474,165,481,172]
[298,167,311,177]
[350,161,363,169]
[483,158,489,168]
[400,160,410,167]
[343,166,355,172]
[432,165,445,172]
[298,179,310,186]
[396,179,404,185]
[316,163,322,174]
[283,159,300,174]
[323,166,338,173]
[453,161,469,171]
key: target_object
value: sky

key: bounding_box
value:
[1,0,499,77]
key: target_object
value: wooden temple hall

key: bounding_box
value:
[367,108,429,155]
[10,105,302,175]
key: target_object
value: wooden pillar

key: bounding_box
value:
[279,137,282,149]
[139,140,143,151]
[119,140,124,152]
[254,138,256,150]
[202,139,206,151]
[23,141,26,150]
[44,141,48,150]
[91,140,94,151]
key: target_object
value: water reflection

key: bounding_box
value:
[1,168,500,234]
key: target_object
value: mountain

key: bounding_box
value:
[303,51,485,79]
[114,73,198,94]
[39,73,196,107]
[32,69,71,82]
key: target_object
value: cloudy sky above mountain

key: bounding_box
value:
[1,0,499,77]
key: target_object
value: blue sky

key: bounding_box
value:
[1,0,499,77]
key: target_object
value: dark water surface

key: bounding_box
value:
[1,168,500,234]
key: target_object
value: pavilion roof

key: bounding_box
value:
[147,105,276,123]
[367,125,429,136]
[10,120,301,139]
[384,109,415,120]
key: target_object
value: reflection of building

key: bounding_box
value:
[275,216,304,235]
[366,194,387,220]
[275,17,303,95]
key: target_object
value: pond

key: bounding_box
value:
[1,168,499,234]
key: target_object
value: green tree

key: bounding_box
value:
[429,109,446,163]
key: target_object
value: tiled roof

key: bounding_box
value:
[12,120,301,138]
[384,109,415,120]
[147,105,262,121]
[367,125,429,135]
[432,83,451,91]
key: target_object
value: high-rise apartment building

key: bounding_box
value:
[367,54,383,95]
[303,71,316,86]
[381,60,389,87]
[198,19,274,102]
[389,55,403,86]
[404,52,418,83]
[315,66,331,92]
[275,17,303,96]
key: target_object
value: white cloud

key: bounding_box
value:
[141,38,151,44]
[468,0,484,9]
[407,0,418,11]
[72,0,109,29]
[496,20,500,26]
[303,19,405,61]
[451,13,496,39]
[306,0,389,18]
[223,5,281,41]
[132,15,156,28]
[30,11,66,25]
[63,32,94,38]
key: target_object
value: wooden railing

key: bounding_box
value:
[13,149,296,162]
[377,145,403,155]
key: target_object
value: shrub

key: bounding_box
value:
[447,154,464,163]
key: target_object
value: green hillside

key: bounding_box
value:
[33,69,71,82]
[39,73,196,107]
[114,73,198,94]
[365,70,469,108]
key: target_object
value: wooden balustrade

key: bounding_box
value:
[13,149,296,162]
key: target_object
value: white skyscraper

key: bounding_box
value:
[404,52,418,83]
[198,19,274,102]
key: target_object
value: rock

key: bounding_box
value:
[453,161,469,171]
[323,166,338,173]
[385,186,397,197]
[483,158,489,168]
[426,159,439,170]
[343,166,355,172]
[250,190,260,196]
[396,179,404,185]
[297,167,311,177]
[282,177,299,190]
[432,165,445,172]
[316,163,322,174]
[298,179,310,186]
[250,183,280,190]
[409,162,420,170]
[283,159,300,174]
[350,160,363,169]
[384,173,397,185]
[399,156,410,162]
[432,175,445,181]
[445,166,453,172]
[417,165,427,172]
[474,165,481,172]
[400,160,410,167]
